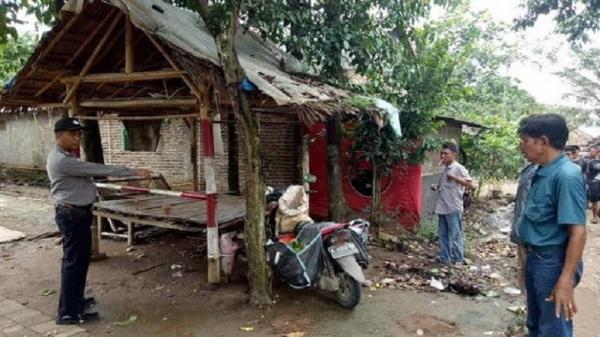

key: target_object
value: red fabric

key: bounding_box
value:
[307,123,422,230]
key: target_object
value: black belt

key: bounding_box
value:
[57,203,93,212]
[525,245,565,253]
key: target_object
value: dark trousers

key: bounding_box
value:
[55,205,92,317]
[525,247,583,337]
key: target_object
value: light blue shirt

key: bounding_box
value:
[518,154,586,247]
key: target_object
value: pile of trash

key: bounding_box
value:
[366,197,521,299]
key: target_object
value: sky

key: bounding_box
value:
[468,0,590,108]
[446,0,600,135]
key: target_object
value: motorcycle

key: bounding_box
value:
[265,187,369,309]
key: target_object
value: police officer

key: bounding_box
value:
[47,117,151,324]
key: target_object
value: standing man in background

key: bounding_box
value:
[565,145,588,175]
[432,142,478,265]
[586,146,600,223]
[47,117,151,325]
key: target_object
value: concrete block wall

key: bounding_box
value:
[0,111,61,169]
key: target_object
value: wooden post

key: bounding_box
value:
[66,83,82,158]
[127,222,134,247]
[125,18,134,73]
[90,215,108,261]
[190,118,199,191]
[201,98,220,284]
[301,133,310,195]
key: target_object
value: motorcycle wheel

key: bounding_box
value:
[334,272,361,309]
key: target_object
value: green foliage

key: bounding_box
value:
[555,46,600,118]
[461,117,526,187]
[416,217,438,242]
[515,0,600,42]
[0,34,37,85]
[428,5,543,187]
[0,0,58,43]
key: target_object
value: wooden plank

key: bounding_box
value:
[63,12,124,104]
[94,195,170,209]
[94,210,205,232]
[79,97,197,109]
[60,70,186,84]
[126,198,197,212]
[95,196,165,208]
[94,194,246,226]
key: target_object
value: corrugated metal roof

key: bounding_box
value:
[103,0,346,105]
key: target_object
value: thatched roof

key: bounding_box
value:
[0,0,348,123]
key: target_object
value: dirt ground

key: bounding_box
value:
[0,183,598,337]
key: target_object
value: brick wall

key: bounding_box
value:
[99,112,301,193]
[99,118,193,188]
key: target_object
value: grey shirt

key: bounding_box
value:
[511,163,538,245]
[434,161,472,215]
[47,146,136,206]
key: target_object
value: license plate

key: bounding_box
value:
[328,242,358,259]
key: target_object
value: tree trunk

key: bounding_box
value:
[326,115,351,221]
[323,0,351,221]
[370,163,381,233]
[324,0,346,85]
[197,0,272,305]
[227,111,240,194]
[81,120,104,164]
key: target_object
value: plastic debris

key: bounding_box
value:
[113,314,138,326]
[484,290,499,298]
[503,287,522,296]
[430,277,445,291]
[507,306,526,314]
[39,289,55,296]
[381,278,396,285]
[170,264,183,270]
[416,328,424,336]
[240,326,255,332]
[284,332,306,337]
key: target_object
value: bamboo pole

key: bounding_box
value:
[79,97,197,109]
[75,113,201,121]
[125,18,134,73]
[144,32,203,99]
[63,12,124,104]
[60,70,186,83]
[34,11,117,98]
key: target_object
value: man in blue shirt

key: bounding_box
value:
[517,114,586,337]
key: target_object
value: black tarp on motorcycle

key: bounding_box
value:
[266,222,369,289]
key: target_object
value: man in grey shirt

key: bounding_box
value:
[47,118,151,325]
[432,142,477,264]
